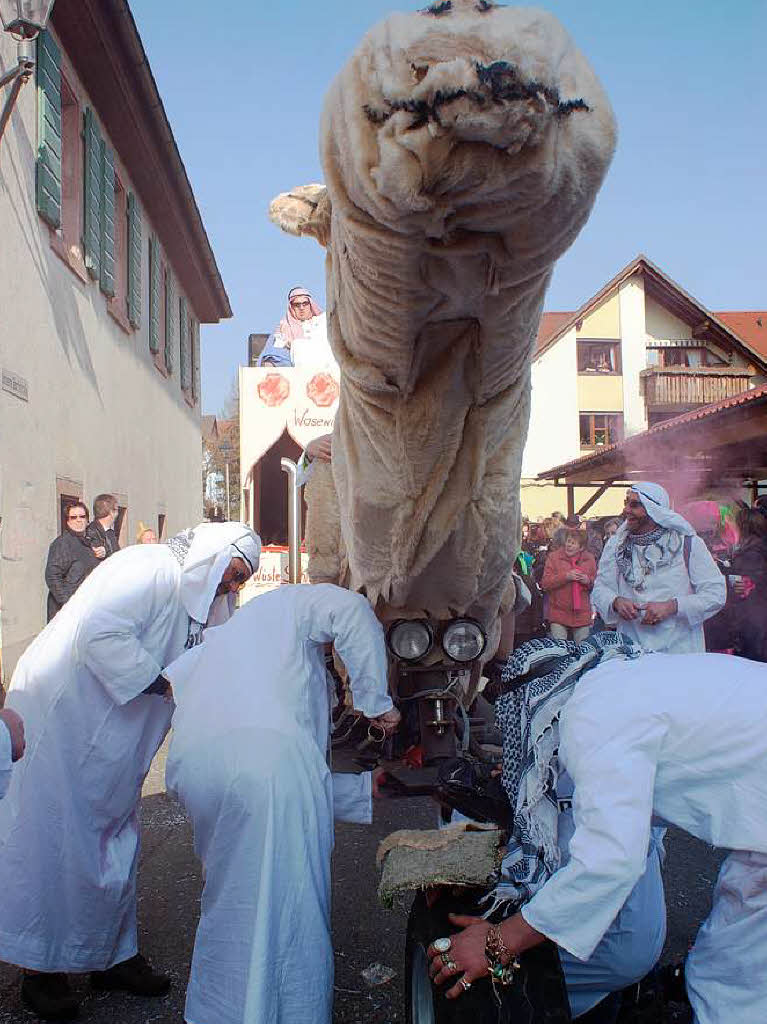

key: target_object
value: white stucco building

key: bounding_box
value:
[521,255,767,519]
[0,1,231,680]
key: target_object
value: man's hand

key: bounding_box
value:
[0,708,25,762]
[306,434,333,463]
[370,707,401,736]
[92,545,107,559]
[613,597,641,620]
[641,599,677,626]
[428,915,490,996]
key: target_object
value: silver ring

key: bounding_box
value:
[433,937,451,954]
[459,977,472,991]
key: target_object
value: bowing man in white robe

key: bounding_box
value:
[592,482,725,653]
[0,524,260,1011]
[164,582,399,1024]
[431,652,767,1024]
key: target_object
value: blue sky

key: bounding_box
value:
[130,1,767,415]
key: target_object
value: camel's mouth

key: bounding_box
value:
[363,60,589,132]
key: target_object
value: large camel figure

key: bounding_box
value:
[270,0,616,657]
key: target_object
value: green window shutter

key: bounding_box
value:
[83,107,102,277]
[99,143,116,297]
[148,234,161,354]
[179,296,189,390]
[164,272,175,374]
[36,31,62,229]
[191,317,200,403]
[127,192,142,328]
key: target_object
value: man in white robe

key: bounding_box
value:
[0,707,24,800]
[0,523,260,1020]
[429,651,767,1023]
[164,582,399,1024]
[592,482,725,653]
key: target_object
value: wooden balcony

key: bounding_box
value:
[640,367,753,410]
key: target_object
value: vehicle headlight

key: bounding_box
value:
[387,619,433,662]
[441,619,486,663]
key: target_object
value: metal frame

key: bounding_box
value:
[280,458,303,584]
[0,43,33,144]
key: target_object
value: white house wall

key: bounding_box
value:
[0,33,203,679]
[521,327,579,478]
[618,276,648,436]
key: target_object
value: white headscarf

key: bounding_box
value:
[166,523,262,625]
[627,482,695,537]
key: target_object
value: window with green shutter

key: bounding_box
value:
[83,107,102,278]
[164,271,175,374]
[148,235,161,354]
[99,142,116,297]
[126,192,142,328]
[179,295,189,391]
[36,31,62,229]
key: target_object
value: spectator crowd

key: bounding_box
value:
[515,489,767,663]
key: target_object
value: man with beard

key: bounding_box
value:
[592,482,725,653]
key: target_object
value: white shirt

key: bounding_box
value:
[0,720,12,800]
[521,653,767,960]
[592,533,725,653]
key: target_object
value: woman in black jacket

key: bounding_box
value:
[44,502,100,620]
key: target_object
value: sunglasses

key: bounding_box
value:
[290,299,311,309]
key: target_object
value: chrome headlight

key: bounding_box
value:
[387,619,433,662]
[441,619,486,663]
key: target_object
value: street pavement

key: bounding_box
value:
[0,744,723,1024]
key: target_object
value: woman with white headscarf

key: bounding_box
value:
[592,482,725,653]
[0,523,260,1021]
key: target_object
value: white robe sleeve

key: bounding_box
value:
[676,536,726,627]
[295,450,315,489]
[0,720,12,800]
[591,536,621,625]
[332,771,373,824]
[304,584,393,719]
[77,569,177,706]
[520,699,665,961]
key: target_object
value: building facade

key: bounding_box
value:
[0,1,230,680]
[521,256,767,519]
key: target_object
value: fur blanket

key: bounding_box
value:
[271,1,616,653]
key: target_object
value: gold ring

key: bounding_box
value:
[459,977,471,991]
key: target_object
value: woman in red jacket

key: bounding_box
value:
[541,527,597,642]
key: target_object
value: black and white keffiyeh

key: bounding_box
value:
[483,631,642,917]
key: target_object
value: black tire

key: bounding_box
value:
[405,889,572,1024]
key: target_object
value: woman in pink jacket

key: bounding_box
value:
[541,528,597,642]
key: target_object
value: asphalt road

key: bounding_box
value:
[0,746,723,1024]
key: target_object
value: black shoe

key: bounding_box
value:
[21,972,80,1020]
[90,953,170,997]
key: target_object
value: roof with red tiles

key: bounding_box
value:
[538,381,767,480]
[715,312,767,359]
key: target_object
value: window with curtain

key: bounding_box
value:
[577,340,621,374]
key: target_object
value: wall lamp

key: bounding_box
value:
[0,0,56,144]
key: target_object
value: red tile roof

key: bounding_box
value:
[715,312,767,359]
[538,381,767,479]
[534,312,573,355]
